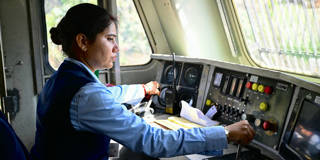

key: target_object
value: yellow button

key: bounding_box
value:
[252,83,258,91]
[259,102,268,111]
[258,84,264,93]
[206,99,212,106]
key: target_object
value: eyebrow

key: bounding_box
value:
[107,34,117,38]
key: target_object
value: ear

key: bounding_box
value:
[75,33,89,52]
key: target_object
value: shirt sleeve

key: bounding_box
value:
[106,84,145,105]
[70,82,228,158]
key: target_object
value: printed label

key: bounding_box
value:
[249,75,258,83]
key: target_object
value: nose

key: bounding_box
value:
[113,42,119,53]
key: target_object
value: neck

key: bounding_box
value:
[80,57,95,73]
[69,55,95,73]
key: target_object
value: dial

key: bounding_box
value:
[184,67,199,86]
[164,65,177,84]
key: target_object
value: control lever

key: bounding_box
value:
[235,144,242,160]
[145,95,153,112]
[144,96,154,118]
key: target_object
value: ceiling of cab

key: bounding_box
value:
[136,0,241,64]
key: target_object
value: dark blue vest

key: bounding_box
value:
[30,60,110,160]
[0,111,29,160]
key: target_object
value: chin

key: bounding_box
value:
[106,64,113,69]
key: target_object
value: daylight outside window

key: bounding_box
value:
[117,0,152,66]
[45,0,97,70]
[233,0,320,77]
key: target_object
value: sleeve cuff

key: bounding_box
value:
[203,126,228,151]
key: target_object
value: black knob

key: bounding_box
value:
[241,96,250,105]
[217,104,222,111]
[225,106,230,113]
[233,108,239,116]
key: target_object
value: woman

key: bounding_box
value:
[30,3,255,160]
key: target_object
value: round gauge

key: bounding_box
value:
[158,87,168,106]
[164,65,177,84]
[184,67,199,86]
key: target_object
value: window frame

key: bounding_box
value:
[41,0,56,77]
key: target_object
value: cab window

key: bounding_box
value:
[232,0,320,77]
[45,0,97,70]
[117,0,152,66]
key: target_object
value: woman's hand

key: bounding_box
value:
[225,120,255,145]
[143,81,160,96]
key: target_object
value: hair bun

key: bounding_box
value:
[50,27,62,45]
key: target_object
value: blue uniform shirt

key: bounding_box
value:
[67,58,228,157]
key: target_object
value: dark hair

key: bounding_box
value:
[49,3,117,56]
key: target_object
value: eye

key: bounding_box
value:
[107,37,114,41]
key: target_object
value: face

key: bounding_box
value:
[85,22,119,70]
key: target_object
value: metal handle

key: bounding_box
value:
[235,144,242,160]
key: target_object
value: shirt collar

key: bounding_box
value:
[64,58,101,83]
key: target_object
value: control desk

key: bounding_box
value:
[151,54,320,160]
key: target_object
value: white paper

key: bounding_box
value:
[180,101,219,127]
[205,105,217,119]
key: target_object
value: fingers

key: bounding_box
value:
[247,125,255,140]
[154,81,160,88]
[145,81,161,95]
[227,120,255,145]
[154,81,160,95]
[240,121,255,145]
[155,88,160,96]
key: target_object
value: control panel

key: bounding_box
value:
[151,54,320,159]
[203,67,294,149]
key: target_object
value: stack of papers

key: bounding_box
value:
[180,101,219,127]
[154,101,219,130]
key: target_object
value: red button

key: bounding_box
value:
[245,82,252,89]
[263,121,270,130]
[263,121,276,131]
[264,86,273,94]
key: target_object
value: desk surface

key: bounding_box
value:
[144,113,239,160]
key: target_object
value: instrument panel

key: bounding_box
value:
[156,61,203,109]
[151,54,320,159]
